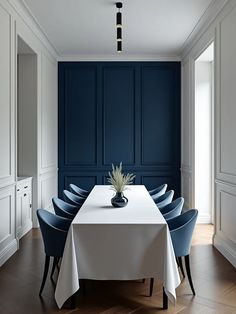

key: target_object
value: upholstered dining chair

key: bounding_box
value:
[37,209,71,296]
[52,197,80,220]
[150,209,198,296]
[63,190,86,207]
[161,197,184,220]
[154,190,174,209]
[148,184,167,198]
[150,209,198,297]
[69,184,90,198]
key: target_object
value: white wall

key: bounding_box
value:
[0,0,58,265]
[181,0,236,267]
[195,61,212,223]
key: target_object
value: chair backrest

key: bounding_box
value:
[161,197,184,220]
[69,184,89,197]
[149,184,167,197]
[37,209,71,257]
[155,190,174,209]
[167,209,198,257]
[63,190,85,206]
[52,197,79,219]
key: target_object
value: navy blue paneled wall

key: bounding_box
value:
[58,62,181,197]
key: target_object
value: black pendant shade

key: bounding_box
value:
[117,27,122,41]
[116,12,122,27]
[116,2,123,52]
[117,41,122,53]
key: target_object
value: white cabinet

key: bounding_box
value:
[16,178,32,240]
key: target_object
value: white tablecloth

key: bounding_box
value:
[55,185,180,308]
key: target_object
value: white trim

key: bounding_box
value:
[7,0,58,58]
[181,0,228,58]
[0,239,17,267]
[213,234,236,268]
[58,54,181,62]
[197,214,212,224]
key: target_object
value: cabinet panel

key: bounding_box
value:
[0,6,13,186]
[16,178,32,239]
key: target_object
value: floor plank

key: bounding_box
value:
[0,225,235,313]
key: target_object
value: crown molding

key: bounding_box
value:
[7,0,59,58]
[180,0,229,59]
[58,54,181,62]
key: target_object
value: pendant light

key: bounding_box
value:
[116,2,123,52]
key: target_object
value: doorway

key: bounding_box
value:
[17,36,38,227]
[194,42,214,224]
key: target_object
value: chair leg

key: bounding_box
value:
[178,256,185,278]
[149,278,154,296]
[163,287,168,309]
[184,255,195,295]
[50,257,58,279]
[142,279,145,283]
[70,293,76,309]
[80,279,86,296]
[39,255,50,296]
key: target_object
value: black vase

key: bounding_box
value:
[111,192,128,208]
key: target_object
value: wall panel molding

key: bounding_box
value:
[58,62,181,197]
[0,5,15,188]
[63,65,98,166]
[0,185,17,266]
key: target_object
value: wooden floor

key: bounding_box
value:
[0,225,236,313]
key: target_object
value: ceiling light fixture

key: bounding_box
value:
[116,2,123,53]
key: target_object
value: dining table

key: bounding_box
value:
[55,185,180,309]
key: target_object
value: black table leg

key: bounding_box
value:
[70,293,76,309]
[163,287,168,309]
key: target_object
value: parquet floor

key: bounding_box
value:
[0,225,236,314]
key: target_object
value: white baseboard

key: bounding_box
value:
[0,239,18,267]
[18,222,33,240]
[197,214,212,224]
[213,234,236,268]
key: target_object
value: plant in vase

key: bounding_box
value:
[108,162,135,208]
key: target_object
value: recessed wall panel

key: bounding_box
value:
[64,175,97,191]
[0,7,11,182]
[220,190,236,243]
[64,66,97,165]
[220,7,236,179]
[103,67,135,165]
[141,66,179,165]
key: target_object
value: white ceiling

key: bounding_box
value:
[22,0,214,59]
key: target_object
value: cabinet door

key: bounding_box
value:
[16,194,23,237]
[16,190,32,239]
[22,191,32,227]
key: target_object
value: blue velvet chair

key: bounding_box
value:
[149,209,198,297]
[154,190,174,209]
[161,197,184,220]
[148,184,167,198]
[52,197,80,220]
[69,184,90,198]
[168,209,198,294]
[37,209,71,296]
[63,190,85,207]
